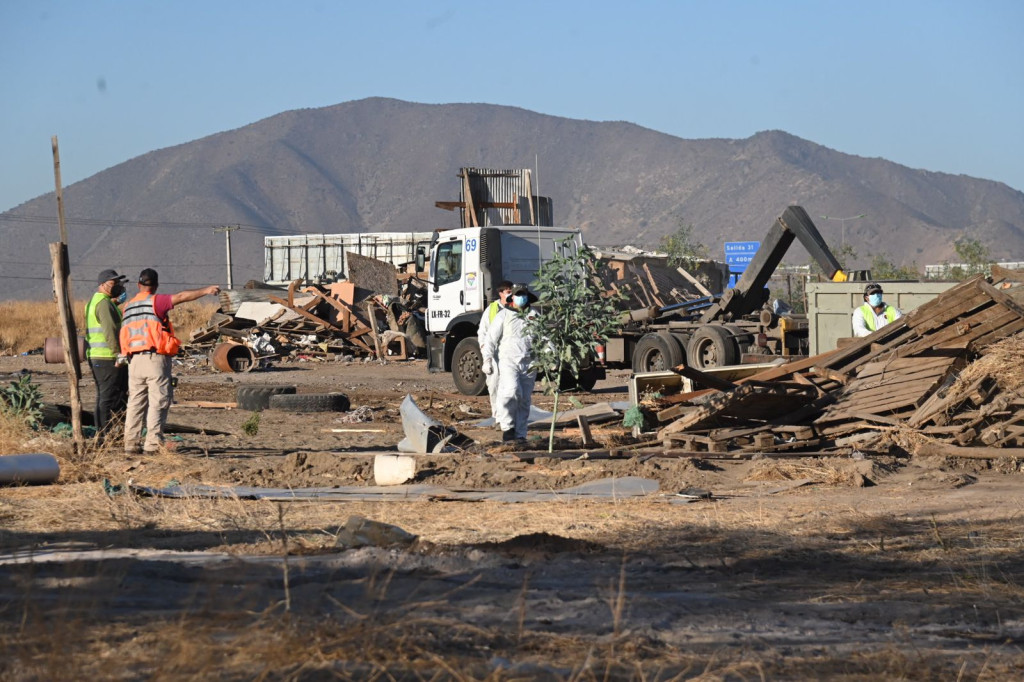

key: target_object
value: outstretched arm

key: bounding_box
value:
[171,285,220,307]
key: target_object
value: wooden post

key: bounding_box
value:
[51,136,68,244]
[50,242,84,452]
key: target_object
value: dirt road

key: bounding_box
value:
[2,353,1023,679]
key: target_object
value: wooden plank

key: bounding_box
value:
[267,295,337,330]
[964,317,1024,353]
[672,364,738,392]
[676,267,713,298]
[914,442,1024,460]
[895,306,1013,358]
[855,354,959,380]
[979,279,1024,319]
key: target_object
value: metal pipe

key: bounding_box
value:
[0,454,60,484]
[210,343,256,373]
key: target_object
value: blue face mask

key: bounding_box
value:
[868,293,883,307]
[513,294,528,308]
[116,290,128,304]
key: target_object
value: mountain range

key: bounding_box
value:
[2,97,1023,300]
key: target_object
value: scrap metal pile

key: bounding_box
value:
[186,253,427,369]
[642,270,1024,459]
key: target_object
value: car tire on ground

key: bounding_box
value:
[235,385,297,412]
[631,331,685,373]
[451,337,488,396]
[267,392,351,413]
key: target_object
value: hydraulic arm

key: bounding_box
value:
[698,205,847,323]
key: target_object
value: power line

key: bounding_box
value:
[0,213,279,234]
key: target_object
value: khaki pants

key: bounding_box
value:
[124,352,173,452]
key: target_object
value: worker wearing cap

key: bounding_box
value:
[84,269,130,440]
[852,282,903,337]
[476,280,513,420]
[481,283,539,442]
[121,268,220,455]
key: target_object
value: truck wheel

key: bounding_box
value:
[452,337,488,396]
[687,325,738,369]
[632,331,684,373]
[555,366,600,392]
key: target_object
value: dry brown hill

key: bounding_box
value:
[2,97,1023,299]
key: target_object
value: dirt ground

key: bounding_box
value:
[2,352,1024,680]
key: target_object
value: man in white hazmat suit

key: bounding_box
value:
[481,283,539,442]
[476,280,513,420]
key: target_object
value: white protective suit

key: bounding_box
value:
[476,300,504,418]
[481,306,537,439]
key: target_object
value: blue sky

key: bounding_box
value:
[2,0,1022,213]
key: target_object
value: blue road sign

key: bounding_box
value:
[725,241,759,287]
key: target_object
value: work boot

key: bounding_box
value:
[502,429,516,443]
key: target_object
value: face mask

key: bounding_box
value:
[116,290,128,305]
[111,283,125,298]
[868,293,883,307]
[513,294,528,308]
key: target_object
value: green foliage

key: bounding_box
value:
[659,221,708,269]
[1,374,44,428]
[869,253,920,281]
[241,411,261,436]
[525,242,625,451]
[928,237,993,281]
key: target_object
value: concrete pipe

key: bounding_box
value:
[211,342,256,373]
[0,453,60,485]
[43,336,86,364]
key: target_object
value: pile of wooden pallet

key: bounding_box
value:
[650,272,1024,459]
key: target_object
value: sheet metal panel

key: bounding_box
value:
[264,232,434,285]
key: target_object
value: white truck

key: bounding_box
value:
[421,225,603,394]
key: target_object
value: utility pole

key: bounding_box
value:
[213,225,240,289]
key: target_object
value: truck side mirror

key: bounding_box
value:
[415,247,426,272]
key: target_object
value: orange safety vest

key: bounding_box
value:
[119,293,181,356]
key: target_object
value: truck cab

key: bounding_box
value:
[423,225,585,394]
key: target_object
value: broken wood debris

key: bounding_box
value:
[185,265,428,368]
[645,274,1024,459]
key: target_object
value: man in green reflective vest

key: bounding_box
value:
[852,282,902,337]
[85,269,129,440]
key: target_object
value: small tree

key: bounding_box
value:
[954,236,991,278]
[525,242,624,452]
[659,220,708,270]
[869,253,920,281]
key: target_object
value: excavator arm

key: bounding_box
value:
[698,206,846,323]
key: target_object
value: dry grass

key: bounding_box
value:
[0,299,218,355]
[0,301,84,356]
[953,330,1024,394]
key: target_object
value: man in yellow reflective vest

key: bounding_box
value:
[852,282,902,337]
[121,268,220,455]
[84,269,129,441]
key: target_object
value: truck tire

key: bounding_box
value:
[553,366,601,392]
[687,325,738,369]
[268,392,351,413]
[236,385,297,412]
[452,337,488,396]
[632,331,684,373]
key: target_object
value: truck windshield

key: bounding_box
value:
[435,240,463,286]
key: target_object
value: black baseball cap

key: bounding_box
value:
[97,269,128,285]
[864,282,883,296]
[139,268,159,286]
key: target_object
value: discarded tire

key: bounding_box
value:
[236,385,297,412]
[268,392,350,413]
